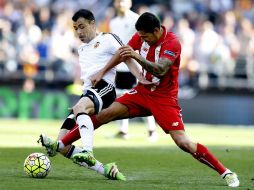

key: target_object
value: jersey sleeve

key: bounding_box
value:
[160,39,181,63]
[127,32,142,50]
[107,33,124,54]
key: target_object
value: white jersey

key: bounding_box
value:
[78,32,122,89]
[110,10,139,72]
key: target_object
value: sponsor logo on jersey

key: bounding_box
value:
[171,122,179,127]
[164,50,175,57]
[94,42,100,48]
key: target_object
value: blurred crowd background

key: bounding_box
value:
[0,0,254,92]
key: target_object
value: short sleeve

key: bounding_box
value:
[160,39,181,63]
[106,33,123,54]
[128,32,142,51]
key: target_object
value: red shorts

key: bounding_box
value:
[115,86,185,133]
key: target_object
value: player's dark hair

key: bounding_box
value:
[135,12,161,33]
[72,9,95,22]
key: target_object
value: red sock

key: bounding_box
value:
[90,115,101,129]
[192,143,226,175]
[61,124,80,146]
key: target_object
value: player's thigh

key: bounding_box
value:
[72,97,95,115]
[115,89,151,118]
[151,103,184,133]
[91,80,116,113]
[96,102,129,124]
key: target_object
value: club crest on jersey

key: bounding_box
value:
[94,42,100,48]
[142,47,148,52]
[164,50,175,57]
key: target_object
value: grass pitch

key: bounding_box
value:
[0,119,253,190]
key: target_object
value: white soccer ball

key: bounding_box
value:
[24,152,51,178]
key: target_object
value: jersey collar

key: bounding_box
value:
[84,32,103,46]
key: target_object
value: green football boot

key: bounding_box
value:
[38,134,58,157]
[72,150,96,167]
[104,162,126,181]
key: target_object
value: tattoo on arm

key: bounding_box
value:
[136,56,173,77]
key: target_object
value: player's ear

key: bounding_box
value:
[153,27,160,34]
[90,20,95,25]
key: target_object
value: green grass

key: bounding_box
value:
[0,119,254,190]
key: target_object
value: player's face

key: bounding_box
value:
[73,17,96,43]
[137,30,158,45]
[114,0,131,13]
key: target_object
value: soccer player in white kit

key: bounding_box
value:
[38,9,147,180]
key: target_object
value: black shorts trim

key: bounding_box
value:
[82,80,116,114]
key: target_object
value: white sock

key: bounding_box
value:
[58,140,65,150]
[119,119,129,133]
[89,161,104,175]
[67,146,104,175]
[147,116,156,131]
[78,159,105,175]
[221,168,232,178]
[77,114,94,152]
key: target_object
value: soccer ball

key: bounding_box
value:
[23,152,51,178]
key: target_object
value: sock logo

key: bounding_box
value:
[80,125,88,129]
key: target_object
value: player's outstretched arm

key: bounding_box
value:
[90,51,123,86]
[125,58,153,85]
[119,45,173,78]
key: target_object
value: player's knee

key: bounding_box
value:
[73,106,94,116]
[176,140,196,153]
[72,103,85,115]
[72,98,95,116]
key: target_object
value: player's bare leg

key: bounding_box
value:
[38,104,117,179]
[146,116,158,142]
[72,102,129,165]
[169,130,239,187]
[71,96,97,166]
[38,132,125,180]
[116,119,130,139]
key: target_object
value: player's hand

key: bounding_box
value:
[137,72,155,85]
[90,72,104,87]
[119,45,137,59]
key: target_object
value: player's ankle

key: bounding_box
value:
[57,140,65,151]
[220,168,232,178]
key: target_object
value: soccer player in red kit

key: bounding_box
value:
[43,12,239,187]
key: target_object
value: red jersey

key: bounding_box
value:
[128,26,181,99]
